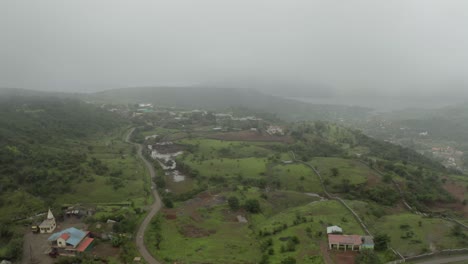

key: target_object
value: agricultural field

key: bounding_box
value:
[309,157,378,192]
[179,155,269,180]
[371,213,468,256]
[139,119,468,264]
[145,131,379,264]
[269,163,323,194]
[145,187,367,264]
[177,138,275,158]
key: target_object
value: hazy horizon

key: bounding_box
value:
[2,1,468,99]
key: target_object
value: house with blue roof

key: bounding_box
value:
[48,227,94,256]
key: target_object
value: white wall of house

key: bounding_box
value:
[57,238,67,248]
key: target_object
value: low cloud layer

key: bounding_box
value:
[1,1,468,96]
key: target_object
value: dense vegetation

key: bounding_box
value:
[0,96,126,200]
[0,95,127,260]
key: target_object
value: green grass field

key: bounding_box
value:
[177,138,274,158]
[371,213,466,256]
[147,206,261,264]
[309,157,375,192]
[180,155,269,179]
[270,163,323,193]
[61,132,153,206]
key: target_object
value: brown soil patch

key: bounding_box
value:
[176,191,226,222]
[208,131,293,143]
[432,202,468,218]
[163,209,178,220]
[91,243,120,259]
[366,172,380,187]
[438,178,468,217]
[332,250,358,264]
[221,208,243,222]
[319,241,334,264]
[443,179,466,201]
[180,224,216,238]
[152,143,185,154]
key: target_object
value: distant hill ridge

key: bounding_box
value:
[90,86,372,122]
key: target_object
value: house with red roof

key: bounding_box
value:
[48,227,94,256]
[328,234,374,251]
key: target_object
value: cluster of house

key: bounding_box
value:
[431,146,463,169]
[327,225,374,251]
[266,125,284,136]
[33,209,94,257]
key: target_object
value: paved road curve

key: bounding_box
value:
[411,255,468,264]
[126,128,162,264]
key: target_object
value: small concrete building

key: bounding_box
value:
[39,209,56,234]
[361,236,375,250]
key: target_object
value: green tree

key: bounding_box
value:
[331,167,340,177]
[162,197,174,208]
[281,256,296,264]
[228,196,240,210]
[244,199,261,213]
[374,233,391,250]
[355,249,381,264]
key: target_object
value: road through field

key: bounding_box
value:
[126,128,162,264]
[410,255,468,264]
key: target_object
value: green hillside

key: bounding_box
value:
[0,94,150,261]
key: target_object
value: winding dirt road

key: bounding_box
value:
[126,128,162,264]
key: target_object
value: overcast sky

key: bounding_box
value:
[1,1,468,96]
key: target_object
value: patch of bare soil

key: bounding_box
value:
[443,180,466,201]
[332,250,358,264]
[208,131,293,143]
[365,172,380,187]
[91,243,120,259]
[180,224,216,238]
[438,179,468,217]
[319,241,334,264]
[163,208,177,220]
[221,208,244,222]
[152,143,185,154]
[179,192,226,223]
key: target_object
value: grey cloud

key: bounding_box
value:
[1,0,468,96]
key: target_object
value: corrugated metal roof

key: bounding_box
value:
[327,225,343,234]
[59,233,70,240]
[328,234,362,245]
[48,227,88,247]
[76,237,94,252]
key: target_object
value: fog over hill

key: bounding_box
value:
[2,1,468,102]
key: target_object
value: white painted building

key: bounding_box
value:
[39,209,56,234]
